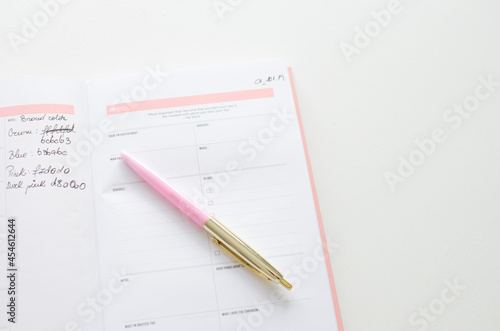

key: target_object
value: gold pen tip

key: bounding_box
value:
[280,278,292,290]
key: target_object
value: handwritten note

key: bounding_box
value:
[4,112,86,195]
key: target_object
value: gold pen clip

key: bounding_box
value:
[211,237,271,281]
[204,217,292,290]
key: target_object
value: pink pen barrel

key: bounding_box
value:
[120,152,210,228]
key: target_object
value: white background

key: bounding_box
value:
[1,0,500,330]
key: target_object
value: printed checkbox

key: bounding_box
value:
[215,250,220,256]
[206,188,212,193]
[208,201,213,206]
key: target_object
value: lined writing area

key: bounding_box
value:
[96,128,208,274]
[92,97,309,329]
[101,112,304,276]
[205,166,303,260]
[109,172,211,275]
[192,116,305,263]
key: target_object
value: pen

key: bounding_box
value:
[120,152,292,290]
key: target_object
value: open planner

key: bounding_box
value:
[0,61,343,330]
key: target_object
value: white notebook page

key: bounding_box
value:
[0,78,101,331]
[88,61,339,330]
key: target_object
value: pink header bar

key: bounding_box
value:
[106,88,274,115]
[0,104,75,118]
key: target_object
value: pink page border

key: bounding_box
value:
[288,67,344,330]
[106,88,274,115]
[0,104,75,118]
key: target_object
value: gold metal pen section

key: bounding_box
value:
[204,217,292,290]
[280,278,293,291]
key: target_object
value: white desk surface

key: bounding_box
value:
[1,1,499,330]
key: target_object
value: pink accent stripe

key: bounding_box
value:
[288,67,344,330]
[0,104,75,118]
[107,88,274,115]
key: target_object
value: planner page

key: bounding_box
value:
[0,78,101,331]
[88,61,340,330]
